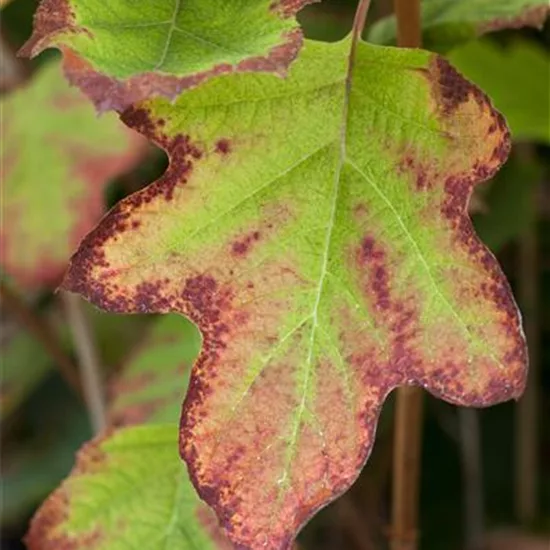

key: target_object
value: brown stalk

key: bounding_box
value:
[335,495,376,550]
[515,145,540,524]
[61,291,107,433]
[458,408,484,550]
[393,0,421,48]
[390,1,424,550]
[390,386,424,550]
[0,282,82,396]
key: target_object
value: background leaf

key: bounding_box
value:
[447,39,550,143]
[63,38,527,549]
[20,0,317,111]
[109,314,201,426]
[1,384,90,528]
[25,425,231,550]
[367,0,550,51]
[474,153,544,252]
[0,59,144,289]
[1,328,52,418]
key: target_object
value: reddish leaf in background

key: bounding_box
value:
[19,0,317,111]
[0,61,145,289]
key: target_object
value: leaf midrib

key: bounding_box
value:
[278,34,357,492]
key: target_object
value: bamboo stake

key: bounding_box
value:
[515,151,540,523]
[390,1,423,549]
[62,291,107,433]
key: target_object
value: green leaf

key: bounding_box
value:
[25,425,231,549]
[20,0,316,111]
[474,153,543,252]
[2,393,90,528]
[84,305,154,367]
[0,60,144,289]
[63,39,527,548]
[367,0,550,51]
[109,314,201,426]
[0,300,149,418]
[1,329,52,417]
[447,39,550,143]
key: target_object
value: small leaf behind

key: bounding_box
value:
[20,0,317,111]
[368,0,550,50]
[25,425,231,550]
[109,314,201,426]
[0,60,144,289]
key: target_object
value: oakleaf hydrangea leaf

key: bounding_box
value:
[25,425,231,550]
[109,315,201,426]
[20,0,316,111]
[62,39,527,549]
[368,0,550,51]
[0,60,144,289]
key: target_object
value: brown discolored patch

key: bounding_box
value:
[430,56,486,117]
[24,437,109,550]
[271,0,319,18]
[353,202,368,220]
[231,230,261,257]
[62,108,204,304]
[357,236,391,311]
[215,138,231,155]
[18,0,79,59]
[397,152,436,192]
[355,235,422,377]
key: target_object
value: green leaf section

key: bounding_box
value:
[2,394,90,528]
[21,0,314,110]
[1,329,52,417]
[0,59,143,289]
[474,153,543,252]
[448,39,550,143]
[25,425,230,550]
[368,0,549,51]
[64,37,527,549]
[109,314,201,425]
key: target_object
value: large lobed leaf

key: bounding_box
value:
[0,60,144,289]
[368,0,550,50]
[25,425,231,550]
[20,0,317,111]
[62,37,527,549]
